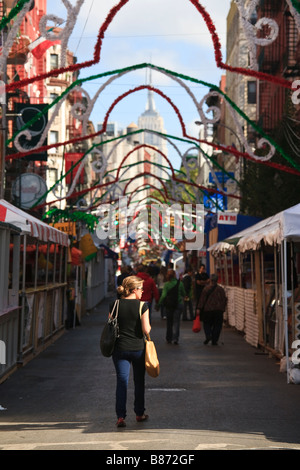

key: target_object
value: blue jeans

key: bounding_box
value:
[166,303,183,343]
[112,349,146,419]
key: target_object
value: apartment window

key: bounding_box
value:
[50,54,59,70]
[247,81,257,104]
[50,93,58,103]
[50,130,59,144]
[47,168,58,186]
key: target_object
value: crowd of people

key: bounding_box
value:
[111,260,227,427]
[116,261,227,346]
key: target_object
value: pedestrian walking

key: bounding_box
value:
[195,264,209,308]
[136,264,160,322]
[182,268,194,321]
[156,266,167,319]
[196,273,227,346]
[112,276,151,428]
[157,269,186,345]
[117,265,130,287]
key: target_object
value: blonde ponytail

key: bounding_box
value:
[117,276,143,298]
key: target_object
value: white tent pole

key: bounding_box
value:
[274,245,279,351]
[283,239,290,384]
[261,249,266,345]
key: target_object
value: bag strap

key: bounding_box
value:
[139,301,145,317]
[110,300,119,319]
[169,279,180,294]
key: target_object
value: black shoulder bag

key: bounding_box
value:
[100,300,119,357]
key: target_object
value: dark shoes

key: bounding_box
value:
[136,414,149,422]
[116,418,126,427]
[204,338,218,345]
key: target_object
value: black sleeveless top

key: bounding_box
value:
[111,299,148,351]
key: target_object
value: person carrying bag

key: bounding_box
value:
[109,276,151,428]
[144,334,160,378]
[157,269,186,345]
[100,300,119,357]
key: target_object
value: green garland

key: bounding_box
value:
[8,62,300,173]
[43,207,99,232]
[291,0,300,14]
[31,129,234,209]
[0,0,31,31]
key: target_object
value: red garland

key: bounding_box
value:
[7,84,187,159]
[7,84,300,178]
[6,0,292,93]
[6,0,130,92]
[115,144,177,181]
[115,143,240,199]
[35,165,237,210]
[123,172,169,197]
[126,187,168,205]
[189,0,292,89]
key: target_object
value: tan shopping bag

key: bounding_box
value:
[144,334,160,378]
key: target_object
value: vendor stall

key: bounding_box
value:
[0,199,68,378]
[209,203,300,383]
[0,220,21,381]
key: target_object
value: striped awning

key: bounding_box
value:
[0,199,68,246]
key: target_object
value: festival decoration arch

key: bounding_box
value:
[7,63,300,179]
[2,0,300,247]
[3,0,296,93]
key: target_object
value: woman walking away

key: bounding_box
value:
[112,276,151,428]
[158,269,185,345]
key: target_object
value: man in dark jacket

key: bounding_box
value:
[196,273,227,346]
[195,264,209,307]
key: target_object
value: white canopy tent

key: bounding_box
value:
[209,203,300,383]
[209,203,300,254]
[0,199,68,246]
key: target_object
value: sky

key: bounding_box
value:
[46,0,233,169]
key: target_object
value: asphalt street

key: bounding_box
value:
[0,295,300,452]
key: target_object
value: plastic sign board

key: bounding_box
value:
[217,212,237,225]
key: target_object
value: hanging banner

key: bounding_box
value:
[65,153,85,185]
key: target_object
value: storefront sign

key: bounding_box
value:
[52,221,76,238]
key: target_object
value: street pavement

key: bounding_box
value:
[0,294,300,452]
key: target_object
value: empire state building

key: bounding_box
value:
[138,79,168,187]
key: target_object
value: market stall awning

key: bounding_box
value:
[212,203,300,253]
[0,199,68,246]
[208,240,237,254]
